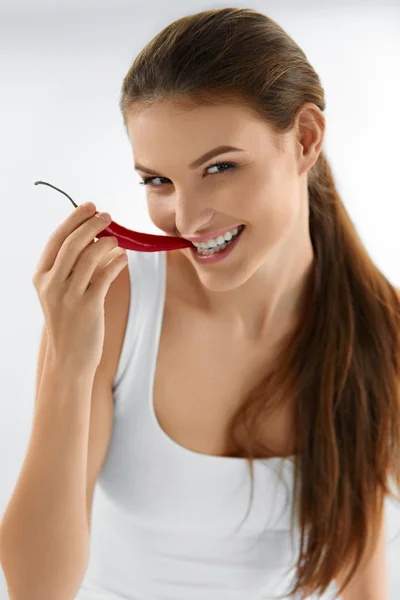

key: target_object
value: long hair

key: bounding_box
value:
[118,8,400,598]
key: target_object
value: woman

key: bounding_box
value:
[112,8,399,598]
[1,7,399,600]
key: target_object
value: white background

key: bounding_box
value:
[0,1,399,598]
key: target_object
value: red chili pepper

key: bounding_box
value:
[34,180,193,252]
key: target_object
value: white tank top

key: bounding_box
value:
[75,249,338,600]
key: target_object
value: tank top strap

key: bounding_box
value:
[112,249,167,414]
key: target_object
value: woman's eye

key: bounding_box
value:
[139,161,237,188]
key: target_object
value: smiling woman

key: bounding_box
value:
[114,10,400,597]
[15,7,397,600]
[117,6,400,600]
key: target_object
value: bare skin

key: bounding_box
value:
[117,99,325,458]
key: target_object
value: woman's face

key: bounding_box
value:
[125,99,312,293]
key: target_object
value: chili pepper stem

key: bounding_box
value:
[34,181,78,208]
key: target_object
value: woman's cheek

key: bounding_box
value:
[250,188,297,253]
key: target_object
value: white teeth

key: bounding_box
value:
[194,225,244,255]
[193,226,241,249]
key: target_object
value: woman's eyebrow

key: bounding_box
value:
[134,144,245,175]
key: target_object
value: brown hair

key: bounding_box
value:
[119,8,400,598]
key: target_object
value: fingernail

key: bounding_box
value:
[83,202,95,212]
[99,212,111,222]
